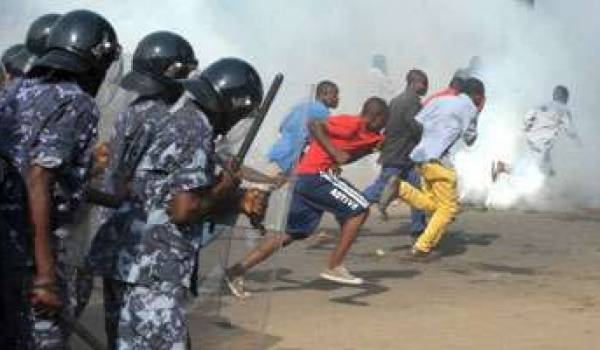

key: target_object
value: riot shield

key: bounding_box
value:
[190,191,291,350]
[94,52,125,110]
[189,82,316,350]
[61,53,136,270]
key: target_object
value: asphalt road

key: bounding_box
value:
[76,207,600,349]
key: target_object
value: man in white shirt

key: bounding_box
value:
[492,85,579,179]
[523,85,578,176]
[398,78,486,260]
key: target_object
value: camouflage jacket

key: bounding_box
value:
[90,100,215,288]
[0,79,99,268]
[90,98,171,274]
[102,97,169,200]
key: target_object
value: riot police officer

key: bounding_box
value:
[0,9,120,349]
[87,30,198,349]
[1,44,26,80]
[104,57,263,349]
[0,13,61,80]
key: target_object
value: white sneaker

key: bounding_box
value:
[224,274,252,299]
[320,265,363,285]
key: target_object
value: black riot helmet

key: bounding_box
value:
[2,44,25,65]
[10,13,62,75]
[181,57,263,135]
[32,10,120,78]
[26,13,62,56]
[1,44,30,77]
[121,31,197,96]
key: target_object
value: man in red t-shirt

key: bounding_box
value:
[224,97,388,293]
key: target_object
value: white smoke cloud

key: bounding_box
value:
[1,0,599,208]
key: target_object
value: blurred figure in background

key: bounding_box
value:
[367,53,396,101]
[492,85,580,180]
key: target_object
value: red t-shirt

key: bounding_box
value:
[422,87,459,106]
[295,115,384,175]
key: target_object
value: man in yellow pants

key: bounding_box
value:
[398,78,486,260]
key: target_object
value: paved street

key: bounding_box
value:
[77,207,600,349]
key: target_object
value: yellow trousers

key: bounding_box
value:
[398,162,459,252]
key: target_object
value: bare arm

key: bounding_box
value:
[26,165,63,313]
[27,165,55,282]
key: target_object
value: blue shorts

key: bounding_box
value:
[286,172,370,240]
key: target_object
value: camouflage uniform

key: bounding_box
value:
[88,98,172,349]
[92,99,215,349]
[101,97,168,208]
[0,79,98,349]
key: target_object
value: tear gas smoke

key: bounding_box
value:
[1,0,598,210]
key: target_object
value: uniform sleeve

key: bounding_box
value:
[326,117,361,139]
[29,98,90,169]
[168,147,214,195]
[141,122,215,197]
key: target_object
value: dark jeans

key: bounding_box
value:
[364,166,427,234]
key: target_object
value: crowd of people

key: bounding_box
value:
[0,9,576,350]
